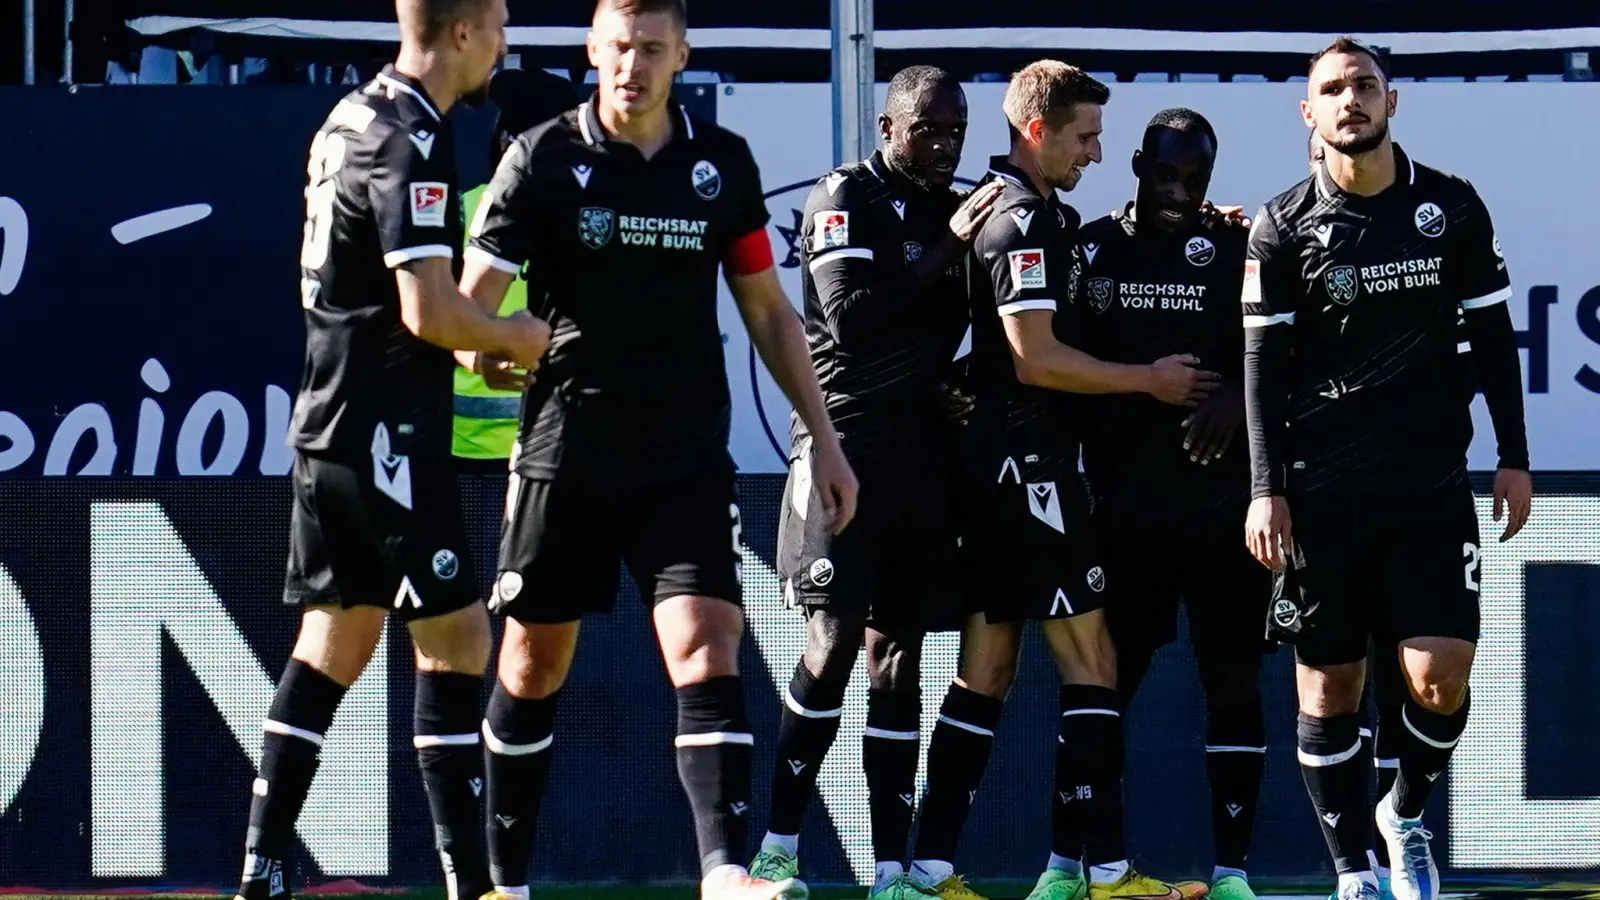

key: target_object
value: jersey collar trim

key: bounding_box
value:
[374,67,442,122]
[577,99,695,148]
[986,155,1038,196]
[1313,142,1415,201]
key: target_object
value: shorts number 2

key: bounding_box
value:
[1463,542,1480,592]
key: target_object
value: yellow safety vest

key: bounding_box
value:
[453,184,529,460]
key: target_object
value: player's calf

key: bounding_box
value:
[761,626,854,861]
[237,658,350,900]
[482,619,578,898]
[863,627,923,888]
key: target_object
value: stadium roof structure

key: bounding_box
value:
[116,0,1600,81]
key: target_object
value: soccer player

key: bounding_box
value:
[1076,108,1268,900]
[1242,38,1533,900]
[457,1,854,898]
[907,61,1216,900]
[1309,129,1409,900]
[236,3,550,900]
[746,66,1003,900]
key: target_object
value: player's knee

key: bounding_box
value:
[1295,662,1365,716]
[864,628,922,693]
[800,609,867,684]
[1047,618,1117,688]
[497,620,579,699]
[656,596,743,686]
[409,603,492,675]
[959,654,1016,699]
[292,605,388,686]
[1407,669,1469,714]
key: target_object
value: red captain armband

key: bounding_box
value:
[724,227,775,276]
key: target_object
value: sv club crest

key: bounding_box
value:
[1086,277,1113,314]
[578,207,616,249]
[1323,265,1359,305]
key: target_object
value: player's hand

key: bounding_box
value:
[500,310,552,372]
[1492,468,1532,542]
[1147,354,1222,407]
[1200,201,1251,230]
[1181,382,1244,464]
[949,179,1005,244]
[937,381,976,424]
[462,351,534,391]
[1245,496,1294,570]
[811,438,860,535]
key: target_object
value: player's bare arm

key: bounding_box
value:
[456,258,537,390]
[729,266,859,533]
[1001,310,1218,404]
[395,256,550,370]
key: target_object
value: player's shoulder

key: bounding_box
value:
[686,110,757,163]
[1077,209,1128,246]
[1406,153,1482,203]
[508,109,584,163]
[804,161,888,212]
[981,187,1068,249]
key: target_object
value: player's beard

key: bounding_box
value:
[885,144,948,193]
[1325,115,1388,156]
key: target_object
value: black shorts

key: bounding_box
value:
[777,446,964,633]
[1272,486,1481,667]
[491,463,743,624]
[961,452,1108,624]
[1098,501,1273,661]
[284,451,478,621]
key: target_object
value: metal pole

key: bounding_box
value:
[63,0,74,84]
[23,0,36,85]
[830,0,874,167]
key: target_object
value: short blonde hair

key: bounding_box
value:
[1002,60,1111,136]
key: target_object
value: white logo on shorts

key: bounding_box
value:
[1026,481,1065,533]
[1272,597,1301,628]
[493,571,524,608]
[432,549,459,581]
[808,557,835,587]
[1086,566,1106,592]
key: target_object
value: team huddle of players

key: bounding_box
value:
[235,0,1534,899]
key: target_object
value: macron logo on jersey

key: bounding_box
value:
[408,130,436,160]
[410,183,448,227]
[1008,249,1047,291]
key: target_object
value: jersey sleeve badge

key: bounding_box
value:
[410,183,448,227]
[812,210,850,250]
[1008,249,1047,290]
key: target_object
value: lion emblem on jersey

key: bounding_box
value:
[578,207,616,249]
[1086,277,1114,314]
[1323,265,1360,305]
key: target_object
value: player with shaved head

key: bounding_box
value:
[232,3,547,900]
[462,1,847,898]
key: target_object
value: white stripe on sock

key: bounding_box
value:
[864,726,919,740]
[1403,704,1462,749]
[784,689,843,718]
[1205,744,1267,753]
[674,731,755,747]
[263,719,323,746]
[936,714,993,737]
[481,721,552,756]
[1297,737,1363,767]
[413,732,480,748]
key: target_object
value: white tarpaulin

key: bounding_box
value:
[719,82,1600,473]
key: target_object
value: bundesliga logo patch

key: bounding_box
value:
[409,182,447,227]
[1008,248,1047,290]
[813,210,849,250]
[1241,259,1261,307]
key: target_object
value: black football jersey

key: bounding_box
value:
[967,156,1088,478]
[288,65,460,460]
[793,151,968,463]
[1078,204,1249,511]
[1242,145,1519,496]
[468,100,770,485]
